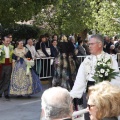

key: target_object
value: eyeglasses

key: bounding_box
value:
[87,104,95,109]
[88,43,98,46]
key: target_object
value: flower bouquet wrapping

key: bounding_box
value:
[92,58,119,83]
[26,58,34,75]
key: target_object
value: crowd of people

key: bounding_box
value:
[0,33,120,120]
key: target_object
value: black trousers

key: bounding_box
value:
[0,65,12,96]
[84,81,95,120]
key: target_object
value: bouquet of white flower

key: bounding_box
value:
[25,58,34,75]
[92,58,119,83]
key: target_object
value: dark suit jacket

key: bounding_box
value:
[50,45,59,57]
[35,42,40,51]
[77,45,86,56]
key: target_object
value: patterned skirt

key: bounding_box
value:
[52,54,76,91]
[10,59,42,95]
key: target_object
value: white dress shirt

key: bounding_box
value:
[4,46,10,58]
[70,51,120,98]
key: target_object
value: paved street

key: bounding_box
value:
[0,80,85,120]
[0,81,51,120]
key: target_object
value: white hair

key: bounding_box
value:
[41,87,72,120]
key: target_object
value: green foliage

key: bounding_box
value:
[89,0,120,36]
[1,0,120,36]
[34,0,120,36]
[35,0,93,34]
[0,0,56,27]
[1,24,40,40]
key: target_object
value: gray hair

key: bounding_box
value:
[41,87,72,120]
[90,34,104,45]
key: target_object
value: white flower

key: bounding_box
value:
[100,69,105,73]
[107,62,111,66]
[97,71,100,73]
[105,72,108,76]
[99,74,103,77]
[107,69,110,72]
[103,63,106,66]
[97,62,100,66]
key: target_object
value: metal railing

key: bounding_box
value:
[35,57,54,79]
[117,53,120,69]
[35,54,120,79]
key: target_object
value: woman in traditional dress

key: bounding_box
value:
[10,40,42,96]
[52,35,76,91]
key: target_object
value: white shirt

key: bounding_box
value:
[70,51,120,98]
[4,46,10,58]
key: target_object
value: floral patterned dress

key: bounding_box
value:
[10,47,42,96]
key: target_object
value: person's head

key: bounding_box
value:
[51,40,57,47]
[110,37,114,44]
[89,34,104,55]
[39,35,46,43]
[77,36,81,42]
[84,39,89,44]
[114,36,118,41]
[2,36,10,46]
[41,87,73,120]
[27,38,33,46]
[52,34,58,41]
[110,44,115,50]
[104,35,109,42]
[87,81,120,120]
[60,35,68,42]
[7,34,13,42]
[45,33,49,41]
[69,36,75,44]
[16,40,24,48]
[78,40,83,45]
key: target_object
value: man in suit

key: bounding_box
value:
[0,36,14,99]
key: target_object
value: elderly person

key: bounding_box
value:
[26,38,40,60]
[70,34,120,120]
[70,34,120,98]
[41,87,73,120]
[87,81,120,120]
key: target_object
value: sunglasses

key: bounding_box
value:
[87,104,95,109]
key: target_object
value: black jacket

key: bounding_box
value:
[50,45,59,57]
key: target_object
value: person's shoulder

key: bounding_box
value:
[9,44,14,49]
[0,45,3,48]
[104,52,113,58]
[83,55,92,63]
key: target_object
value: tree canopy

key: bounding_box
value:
[0,0,120,36]
[34,0,120,36]
[0,0,56,27]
